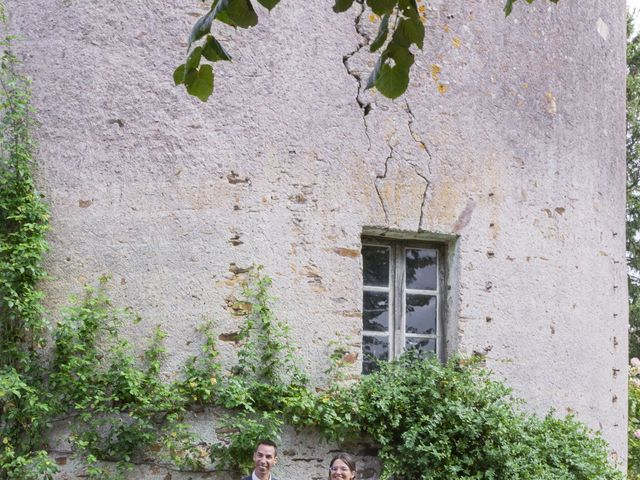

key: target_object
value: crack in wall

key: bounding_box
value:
[403,100,431,231]
[404,100,432,166]
[374,144,393,222]
[342,1,372,149]
[411,163,429,232]
[375,138,430,230]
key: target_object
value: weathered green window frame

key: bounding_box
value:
[361,237,446,373]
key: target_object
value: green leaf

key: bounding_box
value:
[184,67,198,86]
[333,0,355,13]
[388,42,414,70]
[398,0,419,18]
[213,0,259,29]
[392,16,424,49]
[185,46,202,72]
[504,0,516,16]
[188,8,216,49]
[173,65,186,86]
[256,0,280,10]
[366,43,413,99]
[367,0,397,16]
[202,35,232,62]
[370,13,390,52]
[186,65,214,102]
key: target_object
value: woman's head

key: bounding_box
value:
[329,453,356,480]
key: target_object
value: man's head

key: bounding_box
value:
[252,439,278,479]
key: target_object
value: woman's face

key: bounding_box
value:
[330,459,355,480]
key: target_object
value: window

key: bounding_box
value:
[361,238,445,373]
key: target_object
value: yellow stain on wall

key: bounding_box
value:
[430,64,441,81]
[423,178,464,227]
[545,91,557,115]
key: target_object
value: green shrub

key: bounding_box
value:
[344,355,623,480]
[629,359,640,479]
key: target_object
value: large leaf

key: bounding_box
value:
[186,65,214,102]
[398,0,419,18]
[256,0,280,10]
[188,8,216,49]
[386,43,414,69]
[392,16,424,49]
[366,43,413,99]
[367,0,397,16]
[184,67,198,87]
[213,0,259,28]
[202,35,232,62]
[370,13,390,52]
[173,64,186,85]
[185,46,203,72]
[333,0,355,13]
[374,63,410,99]
[177,47,205,87]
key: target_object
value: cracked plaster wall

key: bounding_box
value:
[5,0,628,477]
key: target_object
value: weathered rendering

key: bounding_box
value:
[2,0,628,478]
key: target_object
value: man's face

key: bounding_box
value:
[253,444,277,477]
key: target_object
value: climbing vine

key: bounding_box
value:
[177,0,560,101]
[0,35,56,480]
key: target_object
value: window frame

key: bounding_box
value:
[361,236,447,369]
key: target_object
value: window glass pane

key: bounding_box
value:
[405,248,437,290]
[406,294,436,335]
[362,291,389,332]
[363,335,389,373]
[362,245,389,287]
[405,337,436,356]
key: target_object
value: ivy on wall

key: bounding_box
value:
[629,360,640,480]
[0,37,56,479]
[0,29,624,480]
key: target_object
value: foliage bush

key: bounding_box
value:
[1,272,625,479]
[628,5,640,362]
[0,25,624,480]
[355,357,621,480]
[629,359,640,480]
[0,37,56,480]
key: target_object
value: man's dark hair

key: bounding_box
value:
[255,439,278,456]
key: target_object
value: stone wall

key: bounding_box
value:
[6,0,628,477]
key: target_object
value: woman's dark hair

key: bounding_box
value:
[329,452,356,473]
